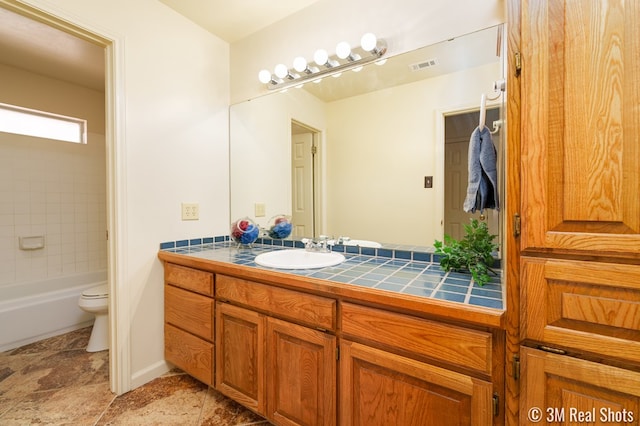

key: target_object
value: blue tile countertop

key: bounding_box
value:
[160,238,504,310]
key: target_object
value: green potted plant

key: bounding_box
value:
[433,219,499,286]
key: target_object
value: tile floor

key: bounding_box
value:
[0,327,270,425]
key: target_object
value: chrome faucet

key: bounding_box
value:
[301,235,330,252]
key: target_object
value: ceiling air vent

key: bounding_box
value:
[409,58,439,71]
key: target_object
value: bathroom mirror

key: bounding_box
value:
[230,25,505,250]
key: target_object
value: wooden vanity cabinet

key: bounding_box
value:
[161,260,504,425]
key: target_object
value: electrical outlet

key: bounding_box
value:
[181,203,199,220]
[255,203,266,217]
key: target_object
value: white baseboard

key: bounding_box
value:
[129,359,172,391]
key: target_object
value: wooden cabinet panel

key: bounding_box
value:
[340,340,493,426]
[215,302,266,414]
[165,263,214,296]
[521,257,640,363]
[341,302,493,375]
[165,284,213,341]
[520,0,640,254]
[164,323,213,386]
[217,274,336,330]
[267,317,336,426]
[520,346,640,425]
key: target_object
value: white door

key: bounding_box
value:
[291,132,314,238]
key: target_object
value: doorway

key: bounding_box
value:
[291,120,320,239]
[444,107,501,243]
[0,0,124,393]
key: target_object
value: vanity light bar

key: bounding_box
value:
[258,33,388,91]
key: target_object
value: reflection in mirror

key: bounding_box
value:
[230,25,505,252]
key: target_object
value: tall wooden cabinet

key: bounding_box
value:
[514,0,640,423]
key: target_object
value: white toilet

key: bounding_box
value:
[78,283,109,352]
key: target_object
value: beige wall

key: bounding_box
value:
[229,88,326,229]
[15,0,230,391]
[0,63,105,134]
[325,62,501,246]
[5,0,504,393]
[230,0,505,103]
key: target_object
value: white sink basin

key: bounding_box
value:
[330,239,382,248]
[255,249,345,269]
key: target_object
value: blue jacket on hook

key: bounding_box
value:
[463,126,499,214]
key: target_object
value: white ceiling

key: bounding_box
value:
[0,2,500,102]
[0,7,105,91]
[158,0,323,43]
[0,1,321,92]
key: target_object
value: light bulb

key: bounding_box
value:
[274,64,288,79]
[336,41,351,59]
[258,69,272,84]
[293,56,307,73]
[361,32,378,52]
[314,49,329,66]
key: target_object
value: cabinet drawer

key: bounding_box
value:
[341,302,493,375]
[165,323,213,386]
[165,284,213,341]
[216,275,336,331]
[165,263,213,296]
[521,257,640,363]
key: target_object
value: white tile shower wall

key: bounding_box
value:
[0,132,107,286]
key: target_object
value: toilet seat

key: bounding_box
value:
[82,284,108,299]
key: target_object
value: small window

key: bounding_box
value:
[0,102,87,144]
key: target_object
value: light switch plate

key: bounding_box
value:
[424,176,433,188]
[181,203,199,220]
[255,203,266,217]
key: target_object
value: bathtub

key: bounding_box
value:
[0,270,107,352]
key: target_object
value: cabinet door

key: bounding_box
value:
[340,340,493,426]
[520,346,640,425]
[521,257,640,364]
[215,302,266,414]
[266,317,336,426]
[520,0,640,254]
